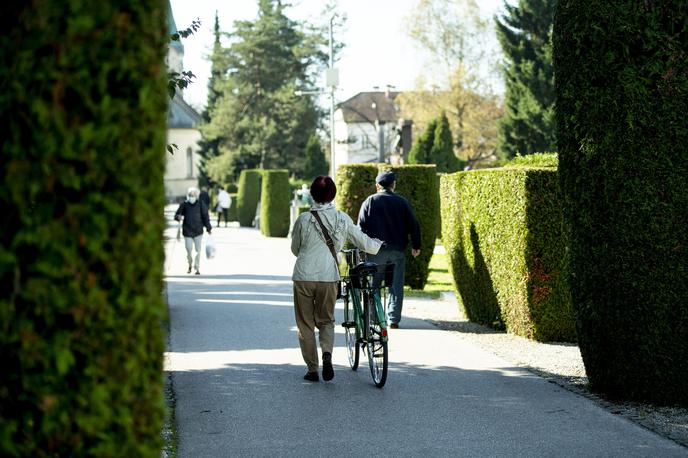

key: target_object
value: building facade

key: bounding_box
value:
[333,91,412,173]
[165,2,202,202]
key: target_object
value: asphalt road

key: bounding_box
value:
[164,210,686,457]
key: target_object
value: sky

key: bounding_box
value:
[170,0,509,111]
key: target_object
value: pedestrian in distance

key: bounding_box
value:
[175,187,212,275]
[358,171,421,329]
[216,186,231,227]
[199,185,211,210]
[291,176,383,382]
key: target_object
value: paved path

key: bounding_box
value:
[164,210,686,457]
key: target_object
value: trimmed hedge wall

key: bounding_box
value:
[0,1,167,456]
[237,169,262,227]
[440,168,575,342]
[336,164,439,289]
[335,164,378,219]
[228,192,238,222]
[260,170,290,237]
[554,1,688,403]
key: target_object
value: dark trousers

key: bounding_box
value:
[217,208,228,226]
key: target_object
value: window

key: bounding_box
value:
[186,147,193,178]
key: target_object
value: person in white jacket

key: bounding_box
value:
[291,176,382,382]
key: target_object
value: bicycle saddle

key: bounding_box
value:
[350,261,378,277]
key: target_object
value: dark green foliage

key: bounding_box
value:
[408,118,437,165]
[496,0,557,159]
[260,170,291,237]
[197,12,226,186]
[554,1,688,403]
[335,164,379,220]
[431,112,464,173]
[408,115,463,172]
[237,170,262,227]
[0,1,168,455]
[381,165,440,289]
[202,0,327,178]
[440,169,574,342]
[303,135,329,180]
[228,193,238,222]
[336,164,439,289]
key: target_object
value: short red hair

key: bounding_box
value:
[310,176,337,204]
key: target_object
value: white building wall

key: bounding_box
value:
[333,108,400,172]
[165,128,202,201]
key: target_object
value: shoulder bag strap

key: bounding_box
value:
[311,210,338,262]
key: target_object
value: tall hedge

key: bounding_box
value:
[440,168,575,342]
[236,169,262,227]
[260,170,290,237]
[554,2,688,402]
[335,164,378,219]
[228,192,238,222]
[336,164,439,289]
[0,1,167,456]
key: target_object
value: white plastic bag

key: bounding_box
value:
[205,235,217,259]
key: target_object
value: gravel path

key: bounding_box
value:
[403,293,688,449]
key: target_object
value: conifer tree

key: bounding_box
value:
[431,112,464,172]
[407,118,437,165]
[202,0,326,177]
[197,11,225,185]
[303,135,328,180]
[495,0,556,159]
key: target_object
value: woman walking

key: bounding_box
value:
[175,187,212,275]
[290,176,382,382]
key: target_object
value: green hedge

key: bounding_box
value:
[336,164,439,289]
[237,169,262,227]
[228,192,238,222]
[0,1,167,455]
[297,205,311,216]
[440,168,575,342]
[504,152,558,169]
[260,170,290,237]
[554,1,688,403]
[335,164,378,219]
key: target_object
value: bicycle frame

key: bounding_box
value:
[341,248,390,387]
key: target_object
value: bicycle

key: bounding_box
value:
[340,248,392,388]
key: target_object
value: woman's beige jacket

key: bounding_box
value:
[291,202,382,282]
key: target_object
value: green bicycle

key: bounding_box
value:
[340,248,392,388]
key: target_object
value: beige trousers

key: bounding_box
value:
[293,281,338,372]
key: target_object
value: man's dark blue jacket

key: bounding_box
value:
[357,190,421,252]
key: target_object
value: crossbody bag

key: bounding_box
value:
[311,210,342,299]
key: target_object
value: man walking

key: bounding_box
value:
[358,171,421,328]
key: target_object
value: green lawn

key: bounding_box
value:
[405,251,454,298]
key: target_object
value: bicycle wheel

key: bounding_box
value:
[342,292,359,370]
[366,295,388,388]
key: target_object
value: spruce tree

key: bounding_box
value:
[197,11,225,185]
[303,135,328,180]
[495,0,556,159]
[430,112,464,172]
[407,118,437,165]
[202,0,325,177]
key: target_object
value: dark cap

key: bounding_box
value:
[375,171,396,187]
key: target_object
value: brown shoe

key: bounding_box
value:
[389,323,399,329]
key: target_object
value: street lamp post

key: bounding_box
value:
[328,15,337,179]
[296,14,338,179]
